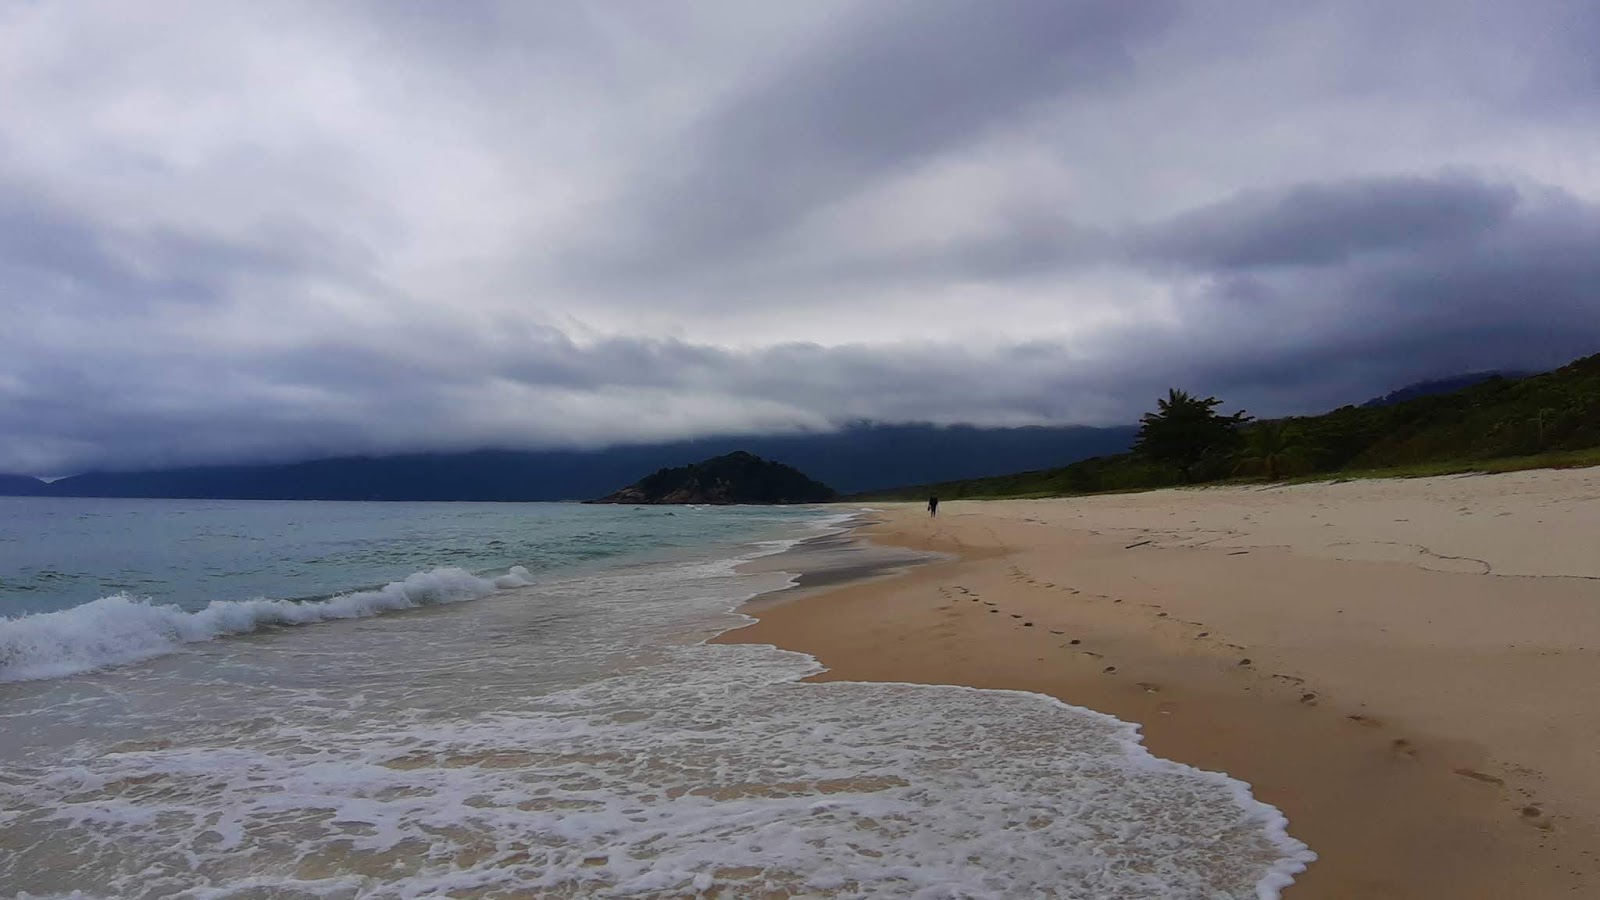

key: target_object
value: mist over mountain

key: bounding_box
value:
[13,423,1136,501]
[0,474,47,496]
[10,367,1571,503]
[1360,372,1532,408]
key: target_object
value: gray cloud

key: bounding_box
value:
[570,0,1177,281]
[1116,176,1600,411]
[1133,176,1521,270]
[2,1,1598,475]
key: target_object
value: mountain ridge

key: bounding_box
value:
[852,352,1600,500]
[5,367,1568,503]
[1359,371,1531,408]
[5,423,1135,500]
[0,474,46,495]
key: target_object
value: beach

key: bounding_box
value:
[721,468,1600,897]
[0,501,1315,897]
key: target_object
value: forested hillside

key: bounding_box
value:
[853,352,1600,501]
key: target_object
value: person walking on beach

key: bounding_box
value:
[927,495,939,517]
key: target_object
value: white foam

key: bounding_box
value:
[493,565,536,588]
[0,514,1315,897]
[0,565,532,683]
[2,645,1313,898]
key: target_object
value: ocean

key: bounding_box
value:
[0,497,1311,897]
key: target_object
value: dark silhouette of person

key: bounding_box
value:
[927,495,939,517]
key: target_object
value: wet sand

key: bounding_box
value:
[719,468,1600,897]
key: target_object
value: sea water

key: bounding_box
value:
[0,497,1312,897]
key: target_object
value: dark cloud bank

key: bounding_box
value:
[1,1,1596,475]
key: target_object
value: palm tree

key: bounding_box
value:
[1233,421,1305,481]
[1133,389,1251,483]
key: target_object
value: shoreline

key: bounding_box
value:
[720,471,1600,897]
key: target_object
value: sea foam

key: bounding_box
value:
[2,643,1314,898]
[0,512,1313,897]
[0,565,534,683]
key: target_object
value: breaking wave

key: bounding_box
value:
[0,565,535,683]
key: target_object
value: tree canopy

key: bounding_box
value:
[1233,420,1307,481]
[1132,390,1251,482]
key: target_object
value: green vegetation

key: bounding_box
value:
[590,451,836,505]
[848,351,1600,501]
[1132,389,1251,482]
[1233,421,1310,481]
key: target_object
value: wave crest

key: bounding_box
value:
[0,565,535,683]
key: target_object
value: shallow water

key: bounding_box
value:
[0,499,1311,897]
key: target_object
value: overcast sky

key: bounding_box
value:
[4,0,1598,474]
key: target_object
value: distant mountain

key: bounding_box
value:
[589,451,834,505]
[854,351,1600,500]
[9,423,1136,500]
[1360,371,1530,407]
[0,474,46,496]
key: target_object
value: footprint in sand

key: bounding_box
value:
[1050,630,1064,635]
[1390,738,1416,759]
[1299,693,1318,705]
[1454,768,1504,786]
[1347,714,1382,728]
[1069,639,1082,645]
[1081,650,1104,659]
[1010,614,1022,619]
[1135,682,1160,693]
[1023,622,1034,627]
[1103,666,1117,674]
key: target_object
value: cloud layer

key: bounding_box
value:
[3,0,1597,474]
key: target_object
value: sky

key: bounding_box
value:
[3,0,1598,475]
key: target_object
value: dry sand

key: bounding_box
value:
[719,467,1600,897]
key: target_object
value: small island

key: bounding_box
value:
[587,451,836,505]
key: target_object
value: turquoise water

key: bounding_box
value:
[0,496,807,616]
[0,497,1312,897]
[0,497,818,682]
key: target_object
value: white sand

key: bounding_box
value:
[726,467,1600,897]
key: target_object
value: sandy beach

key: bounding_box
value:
[720,468,1600,897]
